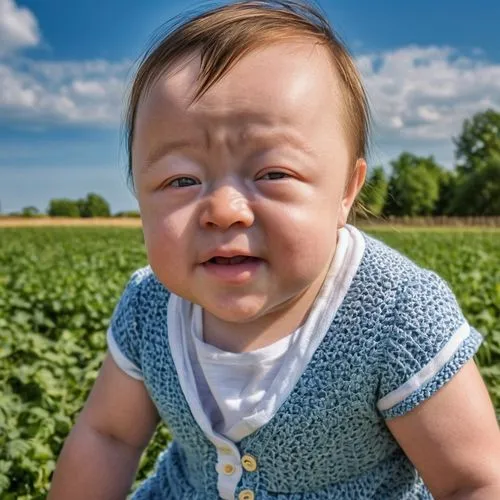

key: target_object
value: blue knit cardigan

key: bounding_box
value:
[110,232,483,499]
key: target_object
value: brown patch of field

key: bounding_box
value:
[1,216,499,230]
[0,217,143,227]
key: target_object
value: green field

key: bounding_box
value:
[1,227,499,499]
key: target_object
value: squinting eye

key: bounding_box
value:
[259,171,289,180]
[168,177,199,188]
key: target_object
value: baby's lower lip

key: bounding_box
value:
[201,257,263,284]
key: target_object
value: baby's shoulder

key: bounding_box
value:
[119,266,171,317]
[359,232,462,317]
[108,267,172,373]
[361,233,421,275]
[356,232,429,293]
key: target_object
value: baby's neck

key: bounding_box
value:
[202,272,327,353]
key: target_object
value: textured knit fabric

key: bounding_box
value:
[108,231,483,499]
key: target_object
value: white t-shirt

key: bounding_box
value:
[189,305,301,441]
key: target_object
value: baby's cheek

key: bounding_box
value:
[144,220,189,286]
[272,230,334,287]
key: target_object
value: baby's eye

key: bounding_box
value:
[258,171,290,180]
[168,177,199,188]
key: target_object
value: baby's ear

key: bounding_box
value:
[338,158,367,227]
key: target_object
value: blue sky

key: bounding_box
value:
[1,0,499,214]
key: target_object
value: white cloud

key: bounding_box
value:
[0,0,40,56]
[0,58,132,125]
[359,45,500,146]
[0,0,132,127]
[72,80,107,98]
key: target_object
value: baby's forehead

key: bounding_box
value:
[132,42,352,172]
[140,42,344,123]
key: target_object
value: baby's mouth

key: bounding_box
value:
[207,256,260,265]
[201,254,264,282]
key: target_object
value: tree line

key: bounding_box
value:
[7,194,140,218]
[6,109,500,218]
[11,193,113,218]
[359,109,500,217]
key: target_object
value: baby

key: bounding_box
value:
[49,1,500,499]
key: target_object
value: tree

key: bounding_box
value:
[21,206,39,217]
[76,198,87,217]
[454,109,500,173]
[48,199,80,217]
[383,153,443,216]
[114,210,141,218]
[433,169,458,216]
[448,154,500,215]
[358,166,388,217]
[78,193,111,217]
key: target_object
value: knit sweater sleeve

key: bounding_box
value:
[106,268,150,381]
[377,269,484,420]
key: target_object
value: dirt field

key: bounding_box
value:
[1,216,499,231]
[0,217,142,227]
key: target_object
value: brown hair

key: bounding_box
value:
[125,0,370,186]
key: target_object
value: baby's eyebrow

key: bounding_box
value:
[237,128,313,155]
[144,139,193,170]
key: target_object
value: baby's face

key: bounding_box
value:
[132,41,364,323]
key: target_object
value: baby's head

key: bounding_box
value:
[126,0,369,323]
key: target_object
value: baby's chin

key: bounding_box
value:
[199,296,271,324]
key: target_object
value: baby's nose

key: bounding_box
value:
[200,184,254,230]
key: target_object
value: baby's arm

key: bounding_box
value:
[48,353,160,500]
[386,359,500,499]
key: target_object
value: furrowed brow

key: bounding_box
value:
[144,139,192,170]
[239,128,313,155]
